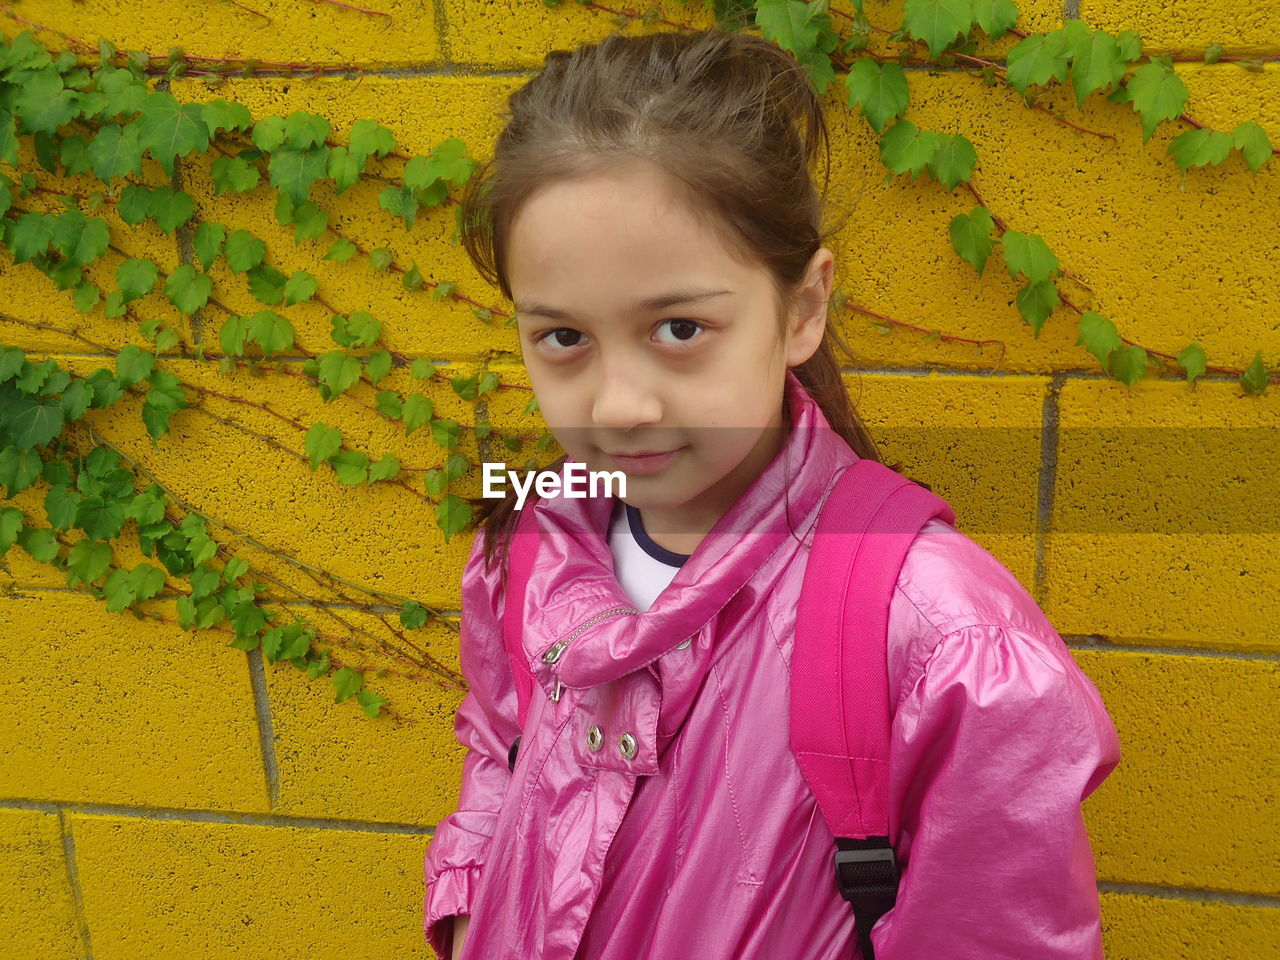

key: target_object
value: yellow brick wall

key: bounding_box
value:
[1,1,1277,958]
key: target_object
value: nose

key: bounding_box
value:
[591,362,662,430]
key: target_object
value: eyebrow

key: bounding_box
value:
[514,288,734,322]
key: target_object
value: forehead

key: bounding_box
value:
[506,163,763,306]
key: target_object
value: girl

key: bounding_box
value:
[424,27,1122,960]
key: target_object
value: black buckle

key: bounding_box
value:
[834,837,899,904]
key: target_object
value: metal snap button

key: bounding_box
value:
[675,637,692,650]
[618,733,637,760]
[586,724,603,751]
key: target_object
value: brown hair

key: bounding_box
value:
[459,26,907,574]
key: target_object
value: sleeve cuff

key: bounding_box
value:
[424,865,484,960]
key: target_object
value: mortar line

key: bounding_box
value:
[4,799,434,835]
[1033,374,1064,603]
[1098,880,1280,909]
[1063,637,1280,662]
[431,0,452,65]
[246,647,281,809]
[1064,0,1081,20]
[56,808,96,960]
[2,582,462,619]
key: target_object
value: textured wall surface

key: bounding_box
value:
[1,1,1277,957]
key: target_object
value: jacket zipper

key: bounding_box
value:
[541,605,639,702]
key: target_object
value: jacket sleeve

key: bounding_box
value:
[423,531,522,960]
[873,621,1123,960]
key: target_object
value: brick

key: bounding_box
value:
[0,592,267,811]
[1100,890,1280,959]
[70,813,428,959]
[851,371,1048,587]
[1076,648,1280,895]
[1,0,441,68]
[1078,1,1280,57]
[0,808,80,960]
[169,75,526,361]
[1046,379,1280,653]
[264,604,468,826]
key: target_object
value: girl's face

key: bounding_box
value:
[507,160,831,526]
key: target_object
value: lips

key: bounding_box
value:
[605,446,686,475]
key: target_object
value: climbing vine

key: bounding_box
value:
[0,0,1275,719]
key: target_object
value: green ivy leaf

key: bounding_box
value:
[269,145,329,206]
[948,207,995,275]
[1014,278,1060,336]
[1230,120,1272,173]
[1168,127,1233,171]
[902,0,973,58]
[1075,310,1123,372]
[65,538,111,587]
[926,132,977,189]
[971,0,1019,39]
[365,349,393,385]
[399,599,427,630]
[224,228,266,272]
[324,237,357,262]
[753,0,838,94]
[87,123,143,181]
[333,666,364,703]
[1065,24,1127,108]
[431,418,461,450]
[163,263,212,314]
[1001,230,1059,283]
[368,452,400,482]
[246,310,295,355]
[844,58,909,134]
[1004,30,1071,93]
[18,525,60,564]
[316,350,361,399]
[245,263,287,305]
[1124,60,1189,142]
[211,153,261,193]
[402,393,433,434]
[45,484,80,530]
[76,494,129,540]
[375,390,403,419]
[879,118,942,178]
[444,451,470,483]
[424,467,447,497]
[135,91,209,177]
[148,185,195,233]
[4,393,64,450]
[1109,344,1151,386]
[357,689,389,718]
[1240,350,1269,395]
[347,117,397,166]
[305,422,342,470]
[436,493,472,542]
[410,359,437,380]
[328,448,370,485]
[1177,342,1207,384]
[116,258,158,303]
[116,344,156,388]
[219,314,249,357]
[193,221,226,270]
[202,97,253,136]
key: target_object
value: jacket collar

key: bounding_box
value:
[523,369,860,690]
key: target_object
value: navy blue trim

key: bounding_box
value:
[624,502,690,567]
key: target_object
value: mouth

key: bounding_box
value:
[604,446,687,475]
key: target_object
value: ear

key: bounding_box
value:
[785,247,835,368]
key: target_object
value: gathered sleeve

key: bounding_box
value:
[423,532,522,960]
[873,621,1123,960]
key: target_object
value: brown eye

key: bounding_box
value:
[656,319,705,344]
[537,328,585,350]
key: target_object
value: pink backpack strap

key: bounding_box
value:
[501,505,541,744]
[792,459,956,958]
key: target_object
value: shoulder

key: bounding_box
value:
[887,518,1064,701]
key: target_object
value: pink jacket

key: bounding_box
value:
[423,371,1123,960]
